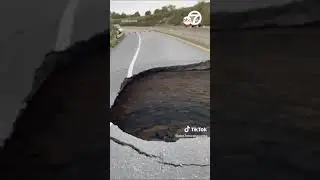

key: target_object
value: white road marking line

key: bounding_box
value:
[127,32,141,78]
[55,0,79,51]
[111,33,141,127]
[156,31,210,53]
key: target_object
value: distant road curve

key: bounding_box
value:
[120,26,210,50]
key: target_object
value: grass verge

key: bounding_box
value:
[110,33,124,48]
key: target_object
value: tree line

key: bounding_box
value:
[110,1,315,27]
[110,4,178,19]
[110,2,210,26]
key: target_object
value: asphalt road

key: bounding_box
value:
[110,28,210,179]
[0,0,210,178]
[0,0,109,146]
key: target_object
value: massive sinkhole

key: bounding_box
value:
[110,60,210,142]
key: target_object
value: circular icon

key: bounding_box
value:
[183,16,191,26]
[188,11,202,26]
[184,126,190,133]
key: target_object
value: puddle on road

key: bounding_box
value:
[110,61,210,142]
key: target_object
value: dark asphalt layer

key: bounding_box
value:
[110,28,210,179]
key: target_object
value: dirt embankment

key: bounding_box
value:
[212,27,320,179]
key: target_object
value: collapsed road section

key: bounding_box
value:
[111,60,210,142]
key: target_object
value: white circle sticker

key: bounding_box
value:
[183,10,202,26]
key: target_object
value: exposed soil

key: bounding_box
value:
[110,61,210,142]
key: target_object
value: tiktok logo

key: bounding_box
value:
[184,125,191,132]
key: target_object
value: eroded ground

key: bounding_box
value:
[111,61,210,142]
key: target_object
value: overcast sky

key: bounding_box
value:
[110,1,199,15]
[111,0,298,15]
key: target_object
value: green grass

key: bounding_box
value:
[110,25,125,48]
[111,2,210,27]
[110,38,117,48]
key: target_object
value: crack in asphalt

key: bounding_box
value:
[110,136,210,168]
[157,161,210,167]
[110,136,160,159]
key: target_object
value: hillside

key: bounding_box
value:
[110,2,210,26]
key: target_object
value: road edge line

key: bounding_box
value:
[127,32,141,78]
[154,30,210,53]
